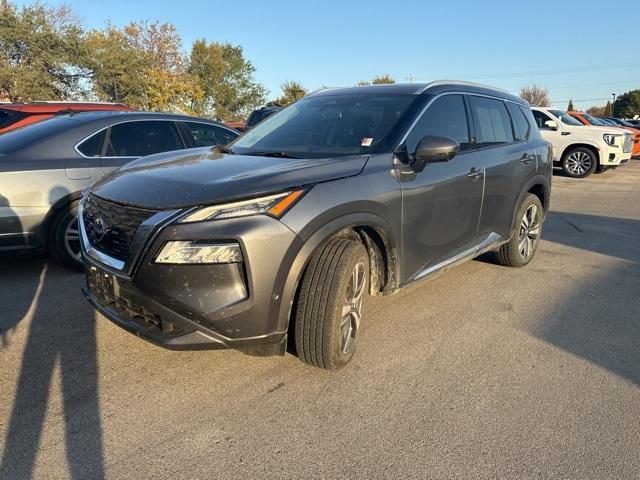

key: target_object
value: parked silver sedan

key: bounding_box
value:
[0,111,239,269]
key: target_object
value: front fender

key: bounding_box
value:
[273,211,399,333]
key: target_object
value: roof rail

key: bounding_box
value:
[417,80,511,95]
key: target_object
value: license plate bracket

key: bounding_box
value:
[87,265,117,304]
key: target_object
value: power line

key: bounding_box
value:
[470,62,640,80]
[550,97,613,103]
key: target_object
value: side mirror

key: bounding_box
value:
[544,120,559,131]
[411,135,460,172]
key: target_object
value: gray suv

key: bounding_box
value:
[0,112,238,269]
[81,81,552,370]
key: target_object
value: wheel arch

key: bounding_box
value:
[275,213,399,333]
[560,143,601,167]
[40,190,83,247]
[510,175,551,237]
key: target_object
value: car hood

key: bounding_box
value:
[580,125,633,136]
[90,147,369,209]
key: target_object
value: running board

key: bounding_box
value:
[411,232,505,283]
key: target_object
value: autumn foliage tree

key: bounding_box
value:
[519,85,550,107]
[0,1,90,101]
[188,40,266,121]
[274,81,307,106]
[0,1,266,119]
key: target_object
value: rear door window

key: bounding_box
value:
[184,122,238,147]
[468,96,514,147]
[405,94,472,153]
[104,121,184,157]
[506,103,531,141]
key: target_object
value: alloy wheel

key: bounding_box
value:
[64,217,82,262]
[565,151,592,176]
[340,261,366,354]
[518,204,540,259]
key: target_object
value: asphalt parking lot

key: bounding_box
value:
[1,162,639,479]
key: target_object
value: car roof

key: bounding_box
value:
[308,80,527,106]
[0,102,132,113]
[49,110,236,128]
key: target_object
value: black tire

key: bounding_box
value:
[294,238,369,370]
[561,147,597,178]
[496,194,543,268]
[49,201,83,272]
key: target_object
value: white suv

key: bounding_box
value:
[531,107,633,178]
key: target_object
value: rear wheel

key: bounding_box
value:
[294,238,368,370]
[496,194,543,268]
[49,201,83,271]
[561,147,597,178]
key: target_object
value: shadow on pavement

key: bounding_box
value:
[479,210,640,386]
[0,257,105,479]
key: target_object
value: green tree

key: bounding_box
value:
[614,89,640,118]
[0,1,90,101]
[586,105,605,117]
[85,21,202,112]
[567,99,574,111]
[519,85,550,107]
[274,81,307,106]
[603,100,613,118]
[356,74,396,86]
[188,40,266,121]
[372,74,395,84]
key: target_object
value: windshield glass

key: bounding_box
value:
[581,113,606,126]
[550,110,583,126]
[229,94,416,158]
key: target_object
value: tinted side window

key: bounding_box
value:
[77,130,105,156]
[405,94,471,153]
[185,122,237,147]
[105,121,183,157]
[468,96,514,147]
[506,103,531,141]
[532,110,553,129]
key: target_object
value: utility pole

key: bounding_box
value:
[612,93,616,117]
[407,75,416,84]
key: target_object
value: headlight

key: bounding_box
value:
[603,134,619,146]
[179,190,304,223]
[155,241,242,264]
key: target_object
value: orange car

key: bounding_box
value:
[0,101,133,134]
[568,110,640,157]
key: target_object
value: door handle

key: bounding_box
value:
[520,153,533,164]
[561,131,571,136]
[467,167,484,180]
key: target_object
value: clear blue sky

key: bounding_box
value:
[15,0,640,109]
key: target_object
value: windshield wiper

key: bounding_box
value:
[244,151,300,159]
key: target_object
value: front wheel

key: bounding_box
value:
[561,147,597,178]
[49,201,83,271]
[495,194,543,268]
[294,238,369,370]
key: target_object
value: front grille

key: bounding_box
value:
[83,194,157,262]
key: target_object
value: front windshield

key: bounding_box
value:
[549,109,584,126]
[581,113,605,126]
[229,94,416,158]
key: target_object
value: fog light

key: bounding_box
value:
[155,241,242,264]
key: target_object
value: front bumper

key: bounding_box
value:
[600,145,632,166]
[81,211,303,355]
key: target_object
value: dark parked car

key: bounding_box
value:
[0,111,238,269]
[80,81,551,370]
[245,105,282,129]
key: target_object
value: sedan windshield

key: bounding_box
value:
[549,110,584,126]
[229,94,416,158]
